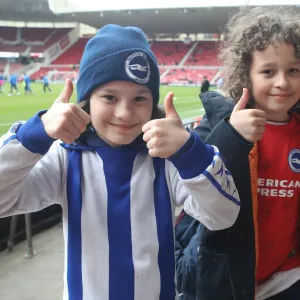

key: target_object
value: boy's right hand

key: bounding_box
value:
[41,79,90,144]
[229,88,267,143]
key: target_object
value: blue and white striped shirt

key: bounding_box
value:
[0,113,240,300]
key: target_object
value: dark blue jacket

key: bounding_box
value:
[175,91,256,300]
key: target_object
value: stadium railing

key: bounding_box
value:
[183,116,202,130]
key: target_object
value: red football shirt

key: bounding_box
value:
[256,113,300,282]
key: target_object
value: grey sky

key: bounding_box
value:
[49,0,300,13]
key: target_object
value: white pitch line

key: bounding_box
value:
[0,123,13,127]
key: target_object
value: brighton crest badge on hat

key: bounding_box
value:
[125,52,150,84]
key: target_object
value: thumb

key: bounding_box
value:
[232,88,249,113]
[55,78,73,104]
[164,92,180,119]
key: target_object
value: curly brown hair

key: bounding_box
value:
[219,6,300,104]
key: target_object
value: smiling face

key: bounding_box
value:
[250,42,300,122]
[89,80,153,147]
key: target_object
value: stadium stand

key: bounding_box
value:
[0,26,74,76]
[51,37,89,65]
[31,65,77,80]
[159,68,167,75]
[151,41,191,65]
[0,27,72,46]
[8,63,24,74]
[161,68,218,85]
[21,28,54,42]
[185,41,220,66]
[0,24,223,85]
[0,45,27,52]
[0,58,6,72]
[31,40,221,84]
[30,28,73,53]
[0,26,17,41]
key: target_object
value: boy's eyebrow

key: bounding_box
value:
[259,60,300,68]
[137,89,152,94]
[97,88,151,94]
[259,62,276,68]
[97,88,118,93]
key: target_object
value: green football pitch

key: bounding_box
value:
[0,83,205,135]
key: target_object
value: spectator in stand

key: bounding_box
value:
[200,76,210,94]
[0,24,239,300]
[176,6,300,300]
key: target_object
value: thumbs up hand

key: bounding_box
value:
[229,88,266,143]
[142,92,190,158]
[41,79,90,144]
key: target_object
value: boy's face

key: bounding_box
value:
[250,42,300,121]
[90,81,153,147]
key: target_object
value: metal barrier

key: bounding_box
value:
[7,214,36,258]
[183,116,202,131]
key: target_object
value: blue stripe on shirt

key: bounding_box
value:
[153,158,176,300]
[0,134,16,149]
[202,168,240,206]
[98,148,137,300]
[66,150,83,300]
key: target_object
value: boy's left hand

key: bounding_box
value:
[142,92,190,158]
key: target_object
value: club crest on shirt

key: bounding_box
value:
[288,149,300,173]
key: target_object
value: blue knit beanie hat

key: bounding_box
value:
[76,24,160,104]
